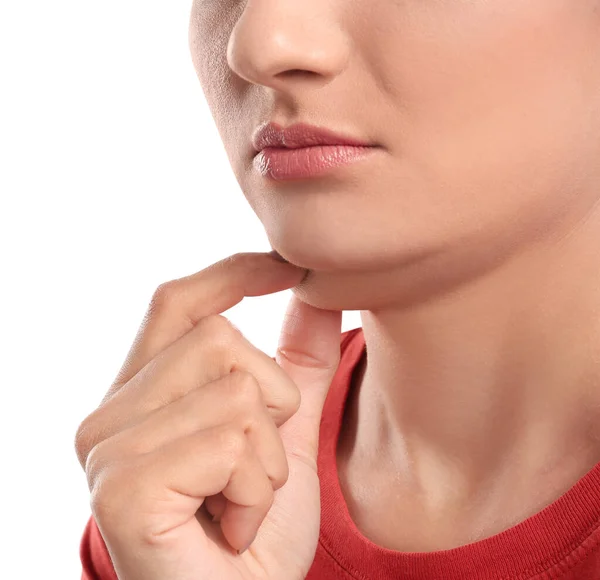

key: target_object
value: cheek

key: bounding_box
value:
[189,6,247,148]
[371,1,600,236]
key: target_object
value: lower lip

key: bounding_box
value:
[253,145,378,181]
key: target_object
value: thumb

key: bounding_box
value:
[275,293,343,470]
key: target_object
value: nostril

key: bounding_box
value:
[276,69,319,79]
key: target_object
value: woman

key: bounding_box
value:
[76,1,600,578]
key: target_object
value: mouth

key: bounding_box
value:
[251,121,380,181]
[253,144,379,181]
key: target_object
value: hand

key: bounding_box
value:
[75,251,343,580]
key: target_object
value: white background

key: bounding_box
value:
[0,1,361,578]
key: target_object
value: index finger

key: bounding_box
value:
[104,252,307,401]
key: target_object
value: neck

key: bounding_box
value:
[345,207,600,518]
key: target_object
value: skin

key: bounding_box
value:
[189,0,600,551]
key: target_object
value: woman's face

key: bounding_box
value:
[189,1,600,310]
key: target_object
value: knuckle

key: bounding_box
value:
[85,438,113,481]
[89,469,152,538]
[228,370,263,409]
[89,462,131,521]
[74,417,98,469]
[222,252,244,265]
[221,252,254,268]
[148,280,181,315]
[201,314,243,343]
[74,420,88,463]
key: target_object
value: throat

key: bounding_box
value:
[335,347,600,552]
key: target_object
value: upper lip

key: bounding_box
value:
[251,122,375,153]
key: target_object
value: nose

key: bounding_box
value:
[226,0,349,93]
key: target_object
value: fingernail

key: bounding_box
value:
[237,535,255,555]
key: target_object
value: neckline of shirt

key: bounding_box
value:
[317,327,600,580]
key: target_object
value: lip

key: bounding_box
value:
[251,122,379,181]
[251,122,374,152]
[253,145,377,181]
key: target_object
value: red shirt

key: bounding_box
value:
[81,327,600,579]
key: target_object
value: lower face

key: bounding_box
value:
[189,0,600,311]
